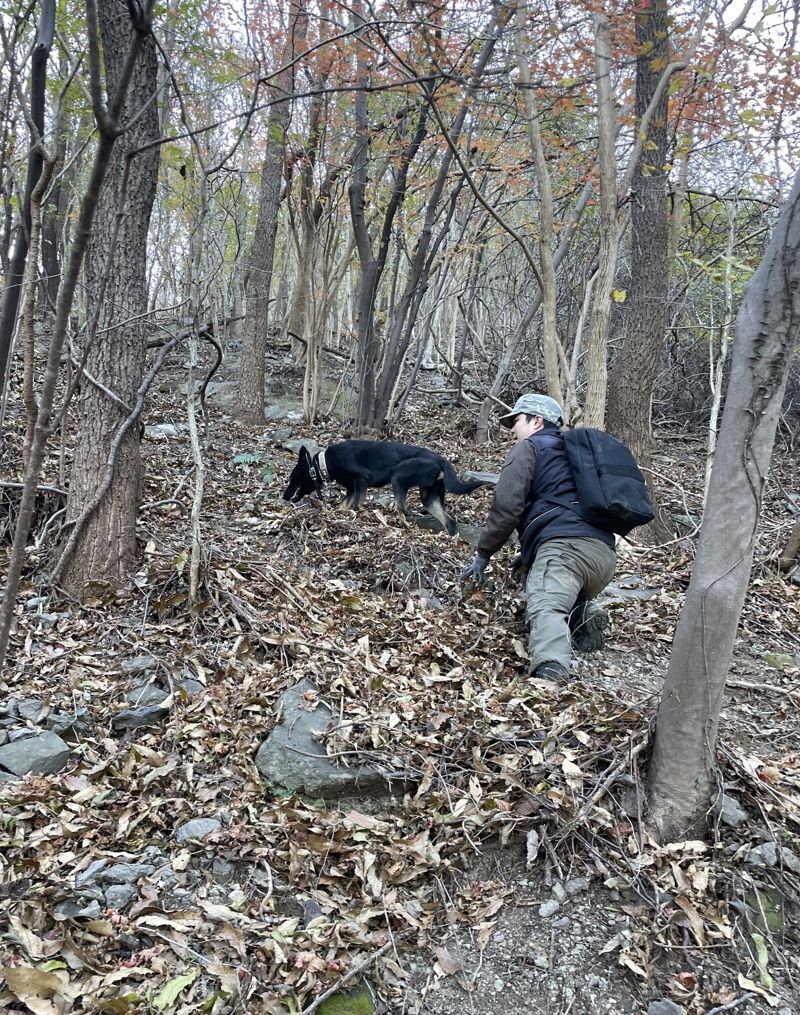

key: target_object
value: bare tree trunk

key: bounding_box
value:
[59,0,160,593]
[647,168,800,842]
[237,2,306,420]
[0,0,155,672]
[0,0,55,399]
[606,0,671,532]
[514,1,561,404]
[583,14,620,429]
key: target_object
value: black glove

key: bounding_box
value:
[462,553,489,586]
[510,553,528,583]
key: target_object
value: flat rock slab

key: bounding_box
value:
[112,705,170,731]
[0,731,71,776]
[256,680,388,800]
[175,818,222,843]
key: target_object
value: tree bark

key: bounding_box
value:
[237,1,306,421]
[647,168,800,842]
[606,0,671,520]
[59,0,160,592]
[0,0,55,399]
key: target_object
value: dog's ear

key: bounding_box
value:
[299,446,312,467]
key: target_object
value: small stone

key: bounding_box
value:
[101,863,155,884]
[647,1001,686,1015]
[121,655,157,675]
[717,793,748,827]
[780,847,800,874]
[105,884,137,910]
[17,697,45,721]
[25,596,48,610]
[178,678,206,700]
[175,818,222,843]
[551,881,566,902]
[746,841,779,867]
[763,652,795,671]
[493,978,505,992]
[0,731,70,776]
[76,859,108,887]
[125,684,169,707]
[111,705,170,731]
[53,899,102,920]
[45,711,92,742]
[552,917,571,929]
[531,952,549,969]
[565,877,590,895]
[538,899,560,918]
[34,613,67,630]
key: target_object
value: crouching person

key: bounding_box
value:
[462,393,616,683]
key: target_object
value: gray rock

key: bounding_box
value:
[175,818,221,843]
[268,427,294,441]
[538,899,560,918]
[17,697,45,721]
[790,565,800,587]
[551,881,567,902]
[45,710,92,742]
[8,728,37,742]
[203,381,238,407]
[647,1002,685,1015]
[716,793,748,827]
[144,423,183,437]
[126,683,169,707]
[283,438,319,456]
[596,578,659,605]
[101,863,155,884]
[255,679,390,799]
[0,769,15,782]
[565,877,591,895]
[780,847,800,874]
[76,860,108,887]
[417,590,444,611]
[121,655,157,675]
[178,678,206,699]
[25,596,49,611]
[105,884,137,910]
[33,613,67,630]
[53,899,103,919]
[747,841,779,867]
[111,705,170,731]
[0,731,70,775]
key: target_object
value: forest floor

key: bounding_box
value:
[1,351,800,1015]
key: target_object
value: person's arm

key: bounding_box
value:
[476,440,537,559]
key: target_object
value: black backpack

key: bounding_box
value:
[555,428,655,536]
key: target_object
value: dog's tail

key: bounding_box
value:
[440,459,485,494]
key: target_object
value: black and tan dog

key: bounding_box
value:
[282,440,484,536]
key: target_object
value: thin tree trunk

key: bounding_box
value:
[647,168,800,841]
[0,0,55,399]
[237,1,306,420]
[514,0,560,404]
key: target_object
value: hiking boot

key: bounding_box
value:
[570,602,608,653]
[530,660,569,683]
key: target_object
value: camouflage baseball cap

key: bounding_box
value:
[499,393,564,428]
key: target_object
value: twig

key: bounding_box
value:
[297,937,403,1015]
[727,678,800,696]
[704,993,756,1015]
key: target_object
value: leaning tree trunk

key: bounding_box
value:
[59,0,160,593]
[646,167,800,842]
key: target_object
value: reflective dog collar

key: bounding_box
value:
[317,450,329,482]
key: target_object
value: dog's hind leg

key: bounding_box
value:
[421,477,457,536]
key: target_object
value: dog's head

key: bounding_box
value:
[282,446,323,502]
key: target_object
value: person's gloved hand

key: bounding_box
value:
[462,553,489,586]
[510,553,527,583]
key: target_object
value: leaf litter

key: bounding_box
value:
[1,395,799,1014]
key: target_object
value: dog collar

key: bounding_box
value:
[316,450,329,482]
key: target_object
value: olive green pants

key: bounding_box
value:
[525,537,617,671]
